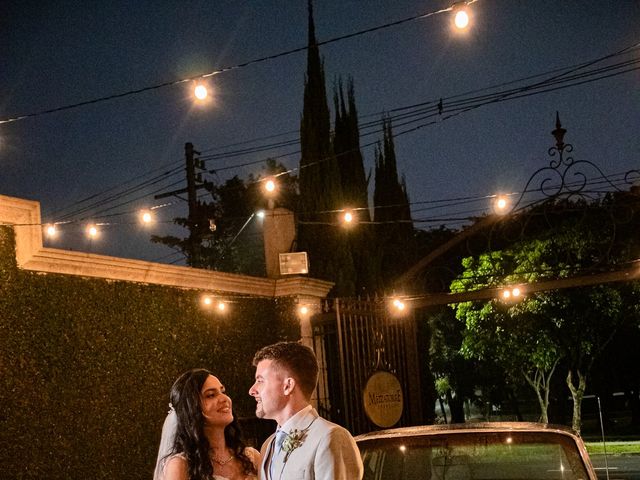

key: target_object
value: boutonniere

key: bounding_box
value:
[277,417,317,465]
[281,427,309,463]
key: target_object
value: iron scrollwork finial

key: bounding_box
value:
[511,113,638,212]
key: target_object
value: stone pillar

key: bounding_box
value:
[263,208,296,278]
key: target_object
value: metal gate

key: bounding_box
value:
[311,297,423,435]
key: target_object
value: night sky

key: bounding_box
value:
[2,0,638,263]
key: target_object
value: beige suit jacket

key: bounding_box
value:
[259,407,363,480]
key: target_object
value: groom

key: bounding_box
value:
[249,341,363,480]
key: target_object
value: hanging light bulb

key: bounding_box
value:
[86,224,99,239]
[140,209,153,224]
[454,8,469,29]
[44,224,58,238]
[202,295,213,307]
[194,83,208,100]
[264,178,276,193]
[392,298,406,311]
[451,2,472,32]
[494,195,509,214]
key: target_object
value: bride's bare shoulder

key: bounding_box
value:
[163,454,188,480]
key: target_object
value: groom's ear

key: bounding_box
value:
[283,376,296,395]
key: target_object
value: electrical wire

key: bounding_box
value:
[46,44,640,225]
[0,1,475,125]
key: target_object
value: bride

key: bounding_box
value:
[154,369,260,480]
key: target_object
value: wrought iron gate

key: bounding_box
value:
[311,297,423,435]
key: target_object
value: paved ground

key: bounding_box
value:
[592,454,640,480]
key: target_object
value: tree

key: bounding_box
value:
[152,159,297,276]
[451,197,636,432]
[297,1,355,296]
[373,117,414,287]
[333,77,380,294]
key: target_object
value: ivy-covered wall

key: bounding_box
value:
[0,226,299,479]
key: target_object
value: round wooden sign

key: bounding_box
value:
[362,371,403,428]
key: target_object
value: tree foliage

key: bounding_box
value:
[451,195,639,431]
[152,159,297,276]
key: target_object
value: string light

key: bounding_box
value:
[202,295,213,306]
[452,2,471,30]
[44,224,58,238]
[264,178,276,193]
[86,224,99,239]
[342,210,355,225]
[201,294,228,312]
[493,195,510,214]
[501,287,524,301]
[194,83,208,100]
[140,209,154,224]
[0,1,480,125]
[392,298,406,311]
[43,44,636,226]
[454,9,469,29]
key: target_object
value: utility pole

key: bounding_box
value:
[185,142,201,267]
[155,142,214,268]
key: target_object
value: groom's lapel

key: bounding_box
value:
[262,434,276,480]
[276,408,320,471]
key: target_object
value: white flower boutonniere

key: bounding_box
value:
[281,428,309,463]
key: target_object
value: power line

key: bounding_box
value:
[46,44,640,224]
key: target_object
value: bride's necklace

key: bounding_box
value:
[212,451,234,466]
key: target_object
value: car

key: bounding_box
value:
[355,422,597,480]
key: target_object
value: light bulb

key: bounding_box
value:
[265,179,276,193]
[454,9,469,29]
[87,224,98,238]
[494,195,509,214]
[45,224,57,238]
[140,210,153,224]
[194,84,208,100]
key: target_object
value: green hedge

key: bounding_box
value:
[0,226,299,479]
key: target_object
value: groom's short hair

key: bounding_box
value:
[253,341,318,399]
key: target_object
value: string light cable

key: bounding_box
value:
[34,167,636,235]
[44,44,640,226]
[0,1,478,125]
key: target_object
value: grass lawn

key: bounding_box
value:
[585,441,640,455]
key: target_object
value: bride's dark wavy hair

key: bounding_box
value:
[167,368,256,480]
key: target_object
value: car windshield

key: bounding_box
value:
[358,431,592,480]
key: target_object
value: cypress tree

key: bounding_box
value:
[333,77,380,294]
[373,117,414,286]
[298,0,355,296]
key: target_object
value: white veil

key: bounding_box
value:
[153,407,177,480]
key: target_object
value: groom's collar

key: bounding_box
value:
[279,404,315,433]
